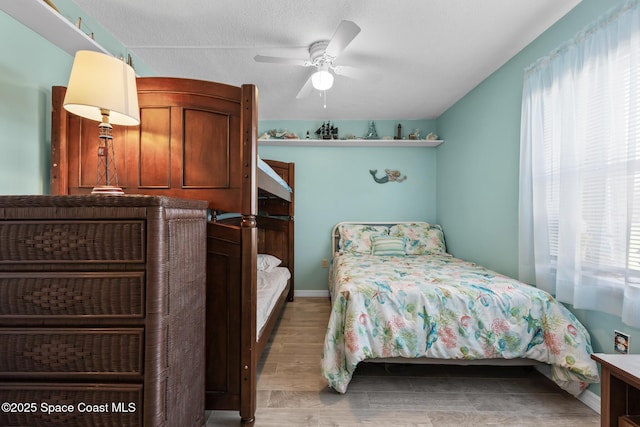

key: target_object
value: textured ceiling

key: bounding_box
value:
[70,0,581,120]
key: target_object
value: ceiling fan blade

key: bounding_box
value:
[325,20,361,58]
[254,55,308,66]
[333,65,381,81]
[295,74,314,99]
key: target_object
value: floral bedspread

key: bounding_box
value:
[321,252,599,396]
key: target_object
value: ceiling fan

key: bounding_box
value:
[254,20,370,99]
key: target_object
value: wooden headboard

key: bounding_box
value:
[51,77,258,214]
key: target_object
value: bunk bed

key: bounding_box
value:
[322,222,599,397]
[50,77,295,426]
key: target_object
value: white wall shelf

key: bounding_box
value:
[258,139,443,147]
[0,0,109,55]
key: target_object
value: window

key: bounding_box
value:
[519,0,640,327]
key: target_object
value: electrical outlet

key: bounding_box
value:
[615,330,630,354]
[321,259,328,268]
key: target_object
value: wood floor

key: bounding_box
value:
[205,297,600,427]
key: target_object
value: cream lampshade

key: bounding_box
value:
[63,50,140,194]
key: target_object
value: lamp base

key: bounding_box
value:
[91,185,124,195]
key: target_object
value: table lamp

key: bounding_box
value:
[63,50,140,194]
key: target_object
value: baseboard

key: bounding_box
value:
[295,290,330,298]
[577,388,600,414]
[534,364,600,414]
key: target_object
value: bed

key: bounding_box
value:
[321,222,600,397]
[50,77,295,426]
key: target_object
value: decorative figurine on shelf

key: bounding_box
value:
[306,130,310,139]
[369,168,407,184]
[365,121,378,139]
[316,121,335,140]
[395,123,403,140]
[409,129,420,140]
[259,129,299,140]
[331,123,339,139]
[426,132,439,140]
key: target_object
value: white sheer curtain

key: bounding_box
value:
[519,0,640,328]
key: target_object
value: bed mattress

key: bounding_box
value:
[321,252,600,396]
[258,156,292,193]
[257,266,291,337]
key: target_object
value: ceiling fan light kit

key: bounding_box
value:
[311,66,334,91]
[254,20,362,101]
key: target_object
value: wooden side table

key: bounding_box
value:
[619,415,640,427]
[592,353,640,427]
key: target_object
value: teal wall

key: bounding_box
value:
[0,1,153,195]
[436,0,640,396]
[0,10,72,194]
[258,124,437,292]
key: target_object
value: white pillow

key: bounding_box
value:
[257,254,282,272]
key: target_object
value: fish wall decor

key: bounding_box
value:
[369,169,407,183]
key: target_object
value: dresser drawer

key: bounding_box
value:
[0,220,145,264]
[0,272,144,321]
[0,382,142,427]
[0,328,143,379]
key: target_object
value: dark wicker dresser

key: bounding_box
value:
[0,195,208,427]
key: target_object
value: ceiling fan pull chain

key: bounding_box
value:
[323,90,327,109]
